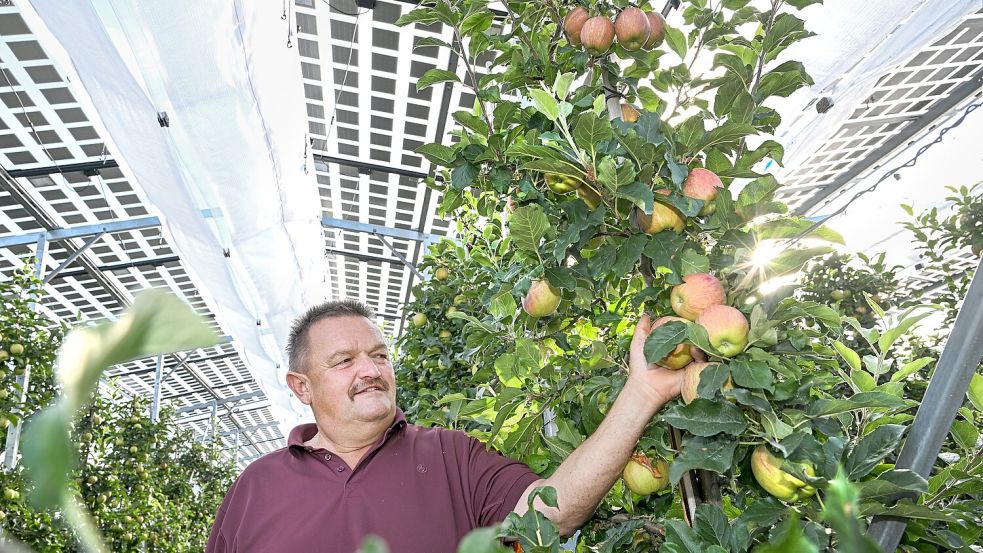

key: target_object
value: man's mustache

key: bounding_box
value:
[349,378,389,399]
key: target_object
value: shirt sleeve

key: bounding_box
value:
[466,436,542,527]
[205,507,227,553]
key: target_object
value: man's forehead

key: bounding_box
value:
[310,315,389,350]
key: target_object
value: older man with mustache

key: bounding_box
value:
[206,300,681,552]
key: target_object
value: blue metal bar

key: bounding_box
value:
[0,216,161,248]
[321,215,441,243]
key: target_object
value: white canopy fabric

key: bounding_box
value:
[22,0,328,430]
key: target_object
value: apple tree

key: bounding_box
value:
[393,0,981,551]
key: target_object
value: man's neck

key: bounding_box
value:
[305,413,395,467]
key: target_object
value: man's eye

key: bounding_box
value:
[334,358,352,367]
[374,353,389,360]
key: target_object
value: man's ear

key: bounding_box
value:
[286,371,312,405]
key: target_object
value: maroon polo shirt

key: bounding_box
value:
[206,409,540,552]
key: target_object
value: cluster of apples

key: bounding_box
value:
[636,168,723,234]
[654,272,749,404]
[563,5,666,56]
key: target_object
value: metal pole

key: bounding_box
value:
[372,232,425,280]
[42,232,105,284]
[869,257,983,551]
[233,430,240,466]
[150,355,164,423]
[3,235,46,469]
[209,400,218,442]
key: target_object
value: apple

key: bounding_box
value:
[681,361,733,404]
[434,267,449,281]
[563,6,590,46]
[0,390,8,400]
[439,329,452,341]
[453,294,467,305]
[620,103,640,123]
[670,273,726,321]
[696,305,749,358]
[622,452,670,495]
[522,279,562,317]
[830,290,846,301]
[581,16,615,56]
[649,316,695,369]
[682,168,723,215]
[546,173,583,194]
[2,488,16,501]
[411,313,428,327]
[615,7,651,51]
[0,350,7,361]
[643,11,666,49]
[577,186,602,210]
[8,344,24,357]
[751,445,817,502]
[446,306,458,317]
[635,191,685,234]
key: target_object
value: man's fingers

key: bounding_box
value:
[630,314,652,370]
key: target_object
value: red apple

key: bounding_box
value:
[670,273,726,321]
[643,11,666,49]
[615,7,651,51]
[563,6,590,46]
[682,168,723,215]
[622,452,670,495]
[635,190,685,234]
[696,304,749,358]
[581,16,615,56]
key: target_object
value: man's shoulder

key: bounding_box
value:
[237,446,295,478]
[404,422,474,442]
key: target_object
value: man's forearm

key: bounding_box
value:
[516,380,670,535]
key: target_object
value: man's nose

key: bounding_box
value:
[354,354,383,378]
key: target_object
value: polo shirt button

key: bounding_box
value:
[324,454,331,461]
[337,466,345,472]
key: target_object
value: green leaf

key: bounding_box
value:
[456,527,509,553]
[697,363,731,399]
[415,143,458,166]
[754,516,818,553]
[833,340,862,371]
[737,497,785,528]
[417,68,460,91]
[700,122,757,153]
[969,373,983,411]
[509,205,550,253]
[573,112,613,157]
[453,111,489,137]
[760,410,794,441]
[611,234,649,276]
[822,467,881,553]
[696,503,731,547]
[845,424,906,479]
[494,354,522,388]
[451,164,478,190]
[855,469,928,499]
[553,72,575,100]
[663,519,702,553]
[662,399,747,437]
[614,182,654,213]
[736,175,779,208]
[859,500,962,523]
[56,289,219,410]
[753,217,845,244]
[528,89,560,121]
[598,520,647,553]
[878,312,933,352]
[764,247,834,278]
[680,249,710,276]
[521,158,586,179]
[461,10,493,36]
[808,392,907,417]
[686,323,720,357]
[22,405,74,509]
[665,25,687,58]
[669,435,738,484]
[596,157,619,191]
[357,535,391,553]
[489,288,517,320]
[644,320,688,364]
[950,419,979,451]
[729,359,773,390]
[755,61,814,100]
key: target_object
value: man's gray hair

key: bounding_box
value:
[287,300,375,373]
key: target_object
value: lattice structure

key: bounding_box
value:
[779,9,983,213]
[0,6,283,468]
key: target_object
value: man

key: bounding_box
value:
[206,300,682,552]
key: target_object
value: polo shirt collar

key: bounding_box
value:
[287,408,407,450]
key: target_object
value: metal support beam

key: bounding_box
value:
[373,232,424,280]
[176,400,270,425]
[322,215,442,244]
[175,390,266,414]
[797,68,983,216]
[6,159,119,179]
[150,355,163,423]
[325,247,409,266]
[218,421,280,438]
[3,234,45,469]
[0,216,161,248]
[42,232,104,284]
[869,258,983,551]
[50,255,180,280]
[209,401,218,442]
[313,153,429,180]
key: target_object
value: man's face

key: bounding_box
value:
[298,315,397,426]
